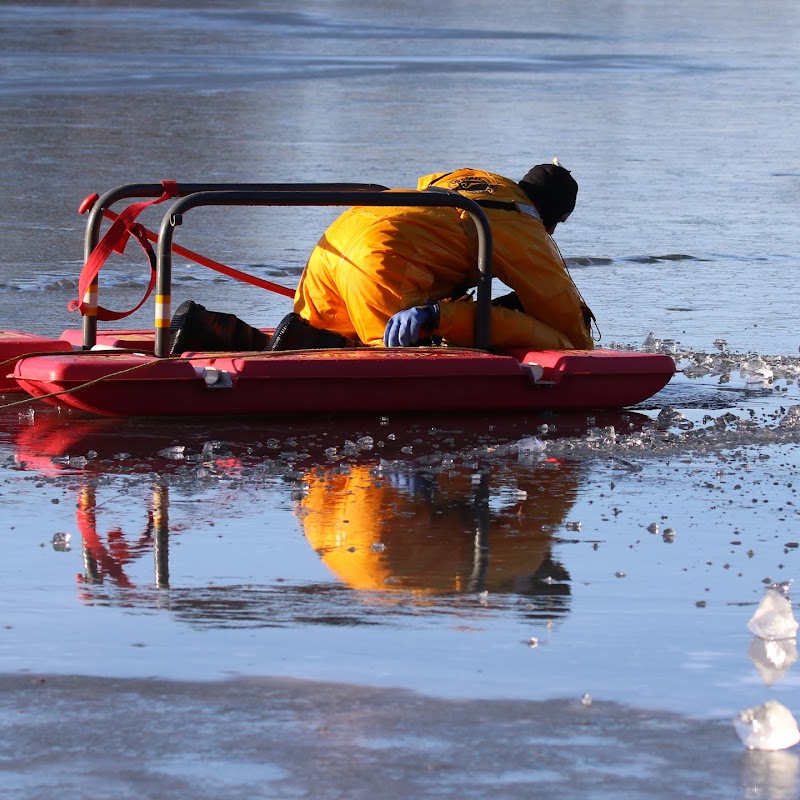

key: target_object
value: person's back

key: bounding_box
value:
[168,161,594,354]
[294,165,593,350]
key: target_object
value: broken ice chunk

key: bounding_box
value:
[517,436,546,465]
[517,436,546,453]
[158,445,186,460]
[748,587,799,641]
[642,332,660,351]
[51,532,71,552]
[734,700,800,751]
[740,358,773,390]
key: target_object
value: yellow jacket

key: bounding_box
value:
[294,168,593,350]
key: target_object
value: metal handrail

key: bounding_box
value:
[153,189,494,357]
[81,182,389,348]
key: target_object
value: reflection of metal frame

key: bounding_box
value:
[78,482,169,589]
[468,475,571,602]
[468,474,491,593]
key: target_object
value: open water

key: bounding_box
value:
[1,1,800,798]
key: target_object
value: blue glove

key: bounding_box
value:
[383,302,440,347]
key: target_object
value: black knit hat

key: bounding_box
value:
[518,160,578,229]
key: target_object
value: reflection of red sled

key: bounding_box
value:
[11,402,655,476]
[7,182,675,417]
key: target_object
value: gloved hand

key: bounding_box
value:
[383,302,440,347]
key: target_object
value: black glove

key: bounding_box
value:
[492,291,525,312]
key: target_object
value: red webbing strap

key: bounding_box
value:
[124,220,295,298]
[110,223,157,321]
[68,180,180,321]
[174,244,296,298]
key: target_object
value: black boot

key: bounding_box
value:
[169,300,269,355]
[266,313,357,351]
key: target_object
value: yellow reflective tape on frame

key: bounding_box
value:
[155,295,171,328]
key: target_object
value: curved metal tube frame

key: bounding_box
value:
[81,182,388,348]
[154,190,494,357]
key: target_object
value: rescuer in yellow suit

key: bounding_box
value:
[294,162,594,351]
[169,160,594,354]
[297,463,578,598]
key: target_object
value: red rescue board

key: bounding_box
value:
[0,331,73,393]
[12,347,675,418]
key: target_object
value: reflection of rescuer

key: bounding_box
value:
[170,160,595,354]
[296,464,579,597]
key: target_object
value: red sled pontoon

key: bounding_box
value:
[7,181,675,417]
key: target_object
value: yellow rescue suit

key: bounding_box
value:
[293,168,593,350]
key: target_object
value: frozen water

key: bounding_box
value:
[734,701,800,752]
[748,587,800,641]
[655,407,692,431]
[779,406,800,430]
[516,436,546,465]
[642,332,659,351]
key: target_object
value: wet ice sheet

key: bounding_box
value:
[3,356,800,723]
[0,673,793,800]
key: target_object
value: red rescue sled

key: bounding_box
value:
[12,346,672,418]
[8,182,675,417]
[0,331,73,393]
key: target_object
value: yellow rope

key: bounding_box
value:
[0,357,170,411]
[0,347,302,412]
[0,349,75,373]
[0,344,483,412]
